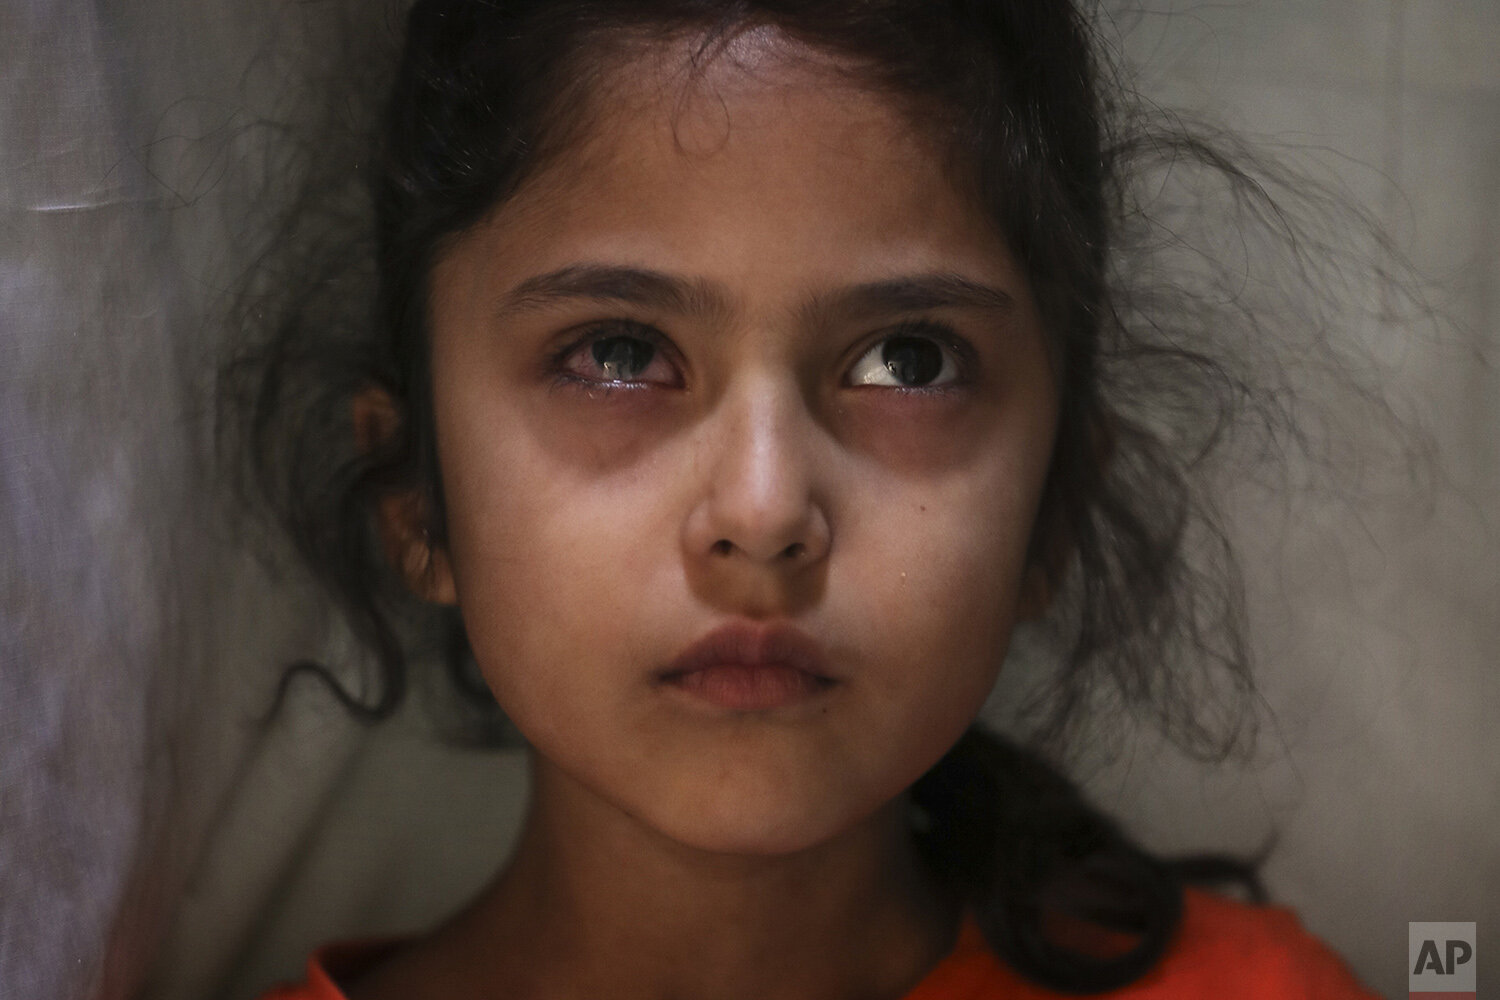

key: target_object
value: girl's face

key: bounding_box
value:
[423,37,1058,855]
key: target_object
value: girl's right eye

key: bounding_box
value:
[555,323,682,388]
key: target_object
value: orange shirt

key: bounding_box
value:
[259,889,1379,999]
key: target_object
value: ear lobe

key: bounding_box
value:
[354,387,457,605]
[376,492,458,605]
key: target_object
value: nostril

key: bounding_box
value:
[709,539,810,560]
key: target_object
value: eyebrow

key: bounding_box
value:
[819,273,1016,317]
[499,263,1016,320]
[501,264,729,317]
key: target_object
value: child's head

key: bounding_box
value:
[234,0,1279,988]
[401,19,1066,853]
[246,0,1244,788]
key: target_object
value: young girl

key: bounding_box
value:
[238,0,1384,996]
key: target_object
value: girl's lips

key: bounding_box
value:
[656,622,837,711]
[667,664,832,711]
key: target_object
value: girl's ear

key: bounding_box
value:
[376,492,458,605]
[353,388,458,605]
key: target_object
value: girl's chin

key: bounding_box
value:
[527,737,916,859]
[638,787,905,860]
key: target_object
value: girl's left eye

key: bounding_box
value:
[847,331,962,389]
[558,324,681,387]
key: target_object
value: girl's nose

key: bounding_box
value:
[682,375,832,570]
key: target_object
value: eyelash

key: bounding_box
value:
[547,318,973,392]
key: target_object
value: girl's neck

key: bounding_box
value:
[353,756,958,1000]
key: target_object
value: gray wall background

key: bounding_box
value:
[1,2,1494,999]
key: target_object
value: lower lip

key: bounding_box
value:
[663,664,832,711]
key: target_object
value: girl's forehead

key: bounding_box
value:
[474,29,996,263]
[512,26,951,198]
